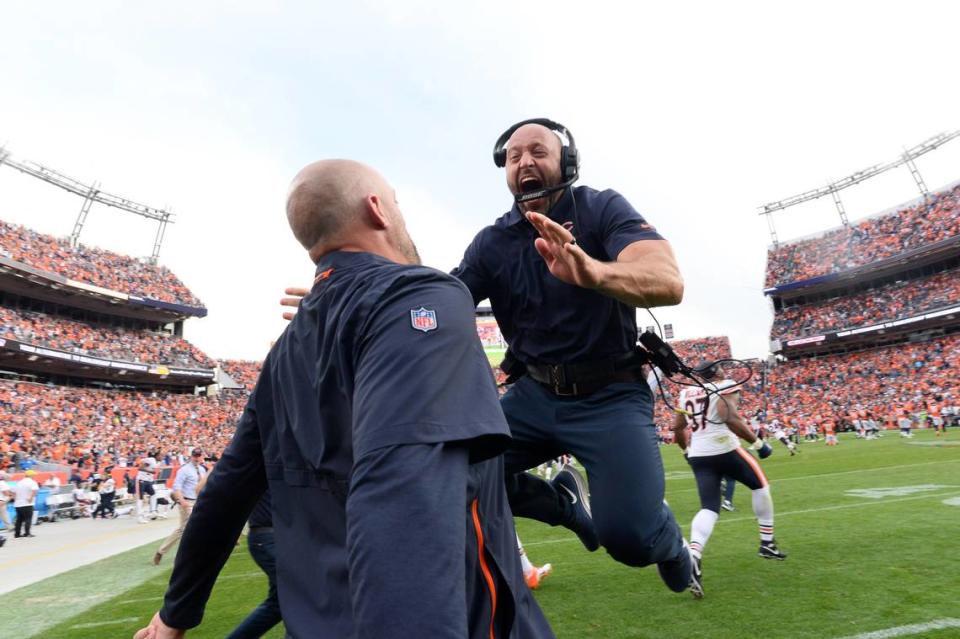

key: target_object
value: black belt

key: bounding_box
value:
[249,526,274,533]
[525,350,647,397]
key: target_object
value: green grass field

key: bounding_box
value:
[13,429,960,638]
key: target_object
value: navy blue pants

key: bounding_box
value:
[502,377,685,568]
[226,530,282,639]
[690,449,767,514]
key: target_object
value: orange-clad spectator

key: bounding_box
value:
[772,267,960,340]
[765,184,960,288]
[0,306,214,369]
[0,219,204,308]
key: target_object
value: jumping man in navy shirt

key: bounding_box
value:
[134,160,553,639]
[452,119,693,593]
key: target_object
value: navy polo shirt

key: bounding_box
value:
[159,251,552,639]
[453,185,664,364]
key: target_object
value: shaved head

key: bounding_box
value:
[286,159,421,264]
[286,159,388,251]
[507,124,563,156]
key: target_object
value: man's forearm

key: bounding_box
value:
[595,259,683,308]
[159,412,266,630]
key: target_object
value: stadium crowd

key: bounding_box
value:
[3,329,956,490]
[668,336,731,364]
[0,219,204,308]
[0,381,244,475]
[764,333,960,430]
[772,267,960,339]
[0,305,215,369]
[218,359,262,390]
[765,184,960,287]
[649,334,959,440]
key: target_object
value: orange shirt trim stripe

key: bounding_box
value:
[471,498,498,639]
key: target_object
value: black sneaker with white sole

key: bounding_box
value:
[552,464,600,552]
[758,539,787,560]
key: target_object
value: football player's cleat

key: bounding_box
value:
[721,499,735,512]
[525,563,553,590]
[758,539,787,560]
[689,552,704,599]
[553,465,599,552]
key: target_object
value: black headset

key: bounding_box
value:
[492,117,580,184]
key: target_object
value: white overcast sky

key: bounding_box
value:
[1,1,958,361]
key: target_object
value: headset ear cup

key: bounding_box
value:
[493,148,506,168]
[562,146,580,182]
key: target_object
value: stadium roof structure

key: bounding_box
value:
[0,336,215,388]
[0,254,206,322]
[758,130,960,246]
[763,232,960,301]
[0,147,173,264]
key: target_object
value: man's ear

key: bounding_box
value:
[364,194,389,230]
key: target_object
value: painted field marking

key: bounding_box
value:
[835,617,960,638]
[26,593,106,605]
[907,440,960,446]
[665,458,960,496]
[524,491,960,547]
[944,497,960,507]
[115,595,164,605]
[68,616,141,629]
[216,570,262,581]
[844,484,959,499]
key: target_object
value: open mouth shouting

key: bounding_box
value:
[519,174,544,194]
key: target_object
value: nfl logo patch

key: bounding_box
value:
[410,307,438,332]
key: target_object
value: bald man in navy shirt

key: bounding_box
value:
[135,160,553,639]
[452,119,693,593]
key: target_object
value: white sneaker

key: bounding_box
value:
[721,500,735,512]
[138,517,148,524]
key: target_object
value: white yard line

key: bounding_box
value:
[523,490,960,547]
[115,595,164,605]
[665,458,960,496]
[68,616,142,630]
[835,618,960,638]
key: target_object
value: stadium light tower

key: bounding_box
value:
[758,130,960,246]
[0,148,174,264]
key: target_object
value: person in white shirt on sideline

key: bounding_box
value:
[153,449,208,565]
[14,470,40,538]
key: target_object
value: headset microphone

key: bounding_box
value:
[514,175,579,203]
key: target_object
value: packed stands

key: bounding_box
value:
[668,336,731,364]
[218,360,262,390]
[0,305,214,369]
[772,266,960,339]
[0,380,245,473]
[0,219,204,308]
[764,333,959,428]
[764,183,960,288]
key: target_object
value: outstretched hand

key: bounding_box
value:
[133,612,185,639]
[526,212,605,290]
[281,287,309,321]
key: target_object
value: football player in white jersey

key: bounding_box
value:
[672,363,786,599]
